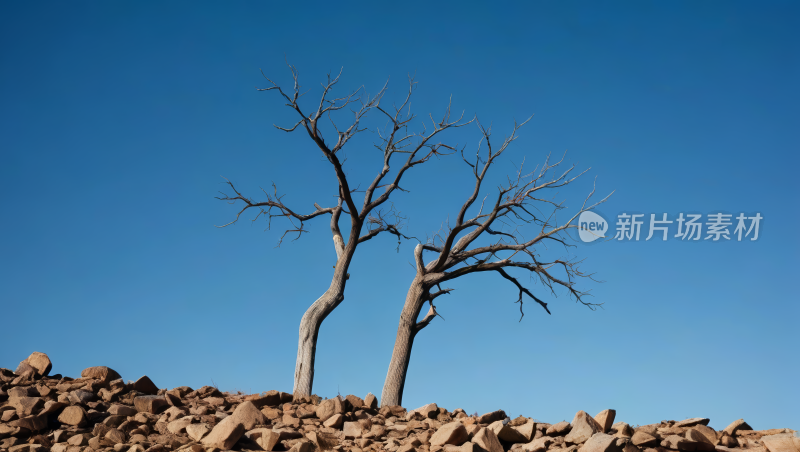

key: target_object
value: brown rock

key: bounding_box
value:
[477,410,507,425]
[631,432,658,447]
[344,421,363,439]
[104,428,126,445]
[133,376,159,395]
[345,395,365,411]
[513,420,537,442]
[247,428,281,450]
[57,406,87,426]
[246,391,283,408]
[594,411,617,434]
[580,433,619,452]
[549,421,573,436]
[676,419,710,428]
[364,393,378,410]
[490,420,529,443]
[723,420,752,437]
[202,415,245,450]
[7,387,32,398]
[324,413,344,429]
[690,426,718,445]
[684,431,715,452]
[133,395,168,414]
[80,366,122,383]
[108,404,137,416]
[612,423,634,438]
[431,422,469,446]
[10,413,48,432]
[761,434,800,452]
[317,398,346,422]
[167,416,193,434]
[474,427,504,452]
[661,435,690,450]
[185,423,210,442]
[719,436,738,448]
[16,352,52,377]
[231,401,267,430]
[566,411,603,444]
[10,397,43,416]
[408,403,439,421]
[521,436,554,452]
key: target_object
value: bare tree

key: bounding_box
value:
[216,63,472,396]
[380,118,612,407]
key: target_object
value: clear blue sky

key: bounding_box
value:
[2,1,798,431]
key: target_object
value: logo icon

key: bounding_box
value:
[578,211,607,243]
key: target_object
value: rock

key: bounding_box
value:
[11,413,48,432]
[580,433,619,452]
[344,421,363,439]
[185,423,210,442]
[595,411,617,434]
[7,387,32,398]
[566,411,603,444]
[57,406,87,426]
[521,436,554,452]
[549,421,573,436]
[408,403,439,421]
[445,443,480,452]
[80,366,122,383]
[317,398,346,422]
[723,420,752,436]
[16,352,52,377]
[761,434,800,452]
[134,395,168,414]
[108,404,137,416]
[246,391,283,408]
[478,410,507,425]
[690,426,718,445]
[676,419,710,428]
[105,428,126,444]
[611,423,633,438]
[513,420,537,442]
[719,436,738,448]
[202,415,245,450]
[247,428,281,451]
[133,376,159,395]
[489,420,529,443]
[345,395,365,411]
[661,435,690,450]
[230,401,266,430]
[68,390,95,405]
[324,413,344,429]
[167,416,193,434]
[685,430,716,451]
[631,432,657,447]
[364,393,378,410]
[431,422,469,446]
[473,427,504,452]
[10,397,43,416]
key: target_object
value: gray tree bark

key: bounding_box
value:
[380,279,427,407]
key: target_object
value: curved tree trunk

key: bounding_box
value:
[292,235,353,397]
[381,280,426,407]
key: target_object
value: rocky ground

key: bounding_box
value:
[1,352,797,452]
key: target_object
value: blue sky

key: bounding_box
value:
[2,1,798,431]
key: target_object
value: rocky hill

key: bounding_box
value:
[1,352,797,452]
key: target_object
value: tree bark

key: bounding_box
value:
[292,234,353,396]
[381,279,427,407]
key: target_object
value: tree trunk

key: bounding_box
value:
[381,279,426,407]
[292,235,353,397]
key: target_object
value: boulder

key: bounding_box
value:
[566,411,603,444]
[185,423,210,442]
[431,422,469,446]
[661,435,689,450]
[107,404,137,416]
[595,410,617,434]
[580,433,619,452]
[167,416,193,434]
[631,432,657,447]
[246,428,281,451]
[408,403,439,421]
[323,413,344,429]
[489,420,529,443]
[80,366,121,383]
[611,423,633,438]
[10,397,43,416]
[230,401,266,430]
[246,391,282,408]
[57,406,87,426]
[513,420,537,442]
[202,415,245,450]
[364,393,378,410]
[521,436,554,452]
[16,353,52,377]
[104,428,126,445]
[10,413,48,432]
[689,425,718,445]
[133,395,168,414]
[478,410,507,425]
[675,419,710,428]
[316,398,345,422]
[473,427,504,452]
[548,421,573,436]
[723,420,752,436]
[345,395,364,411]
[761,434,800,452]
[133,376,159,395]
[343,421,363,439]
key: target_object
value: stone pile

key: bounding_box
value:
[1,352,797,452]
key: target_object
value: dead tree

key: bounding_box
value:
[380,118,612,407]
[216,63,472,397]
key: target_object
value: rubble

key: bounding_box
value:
[0,352,796,452]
